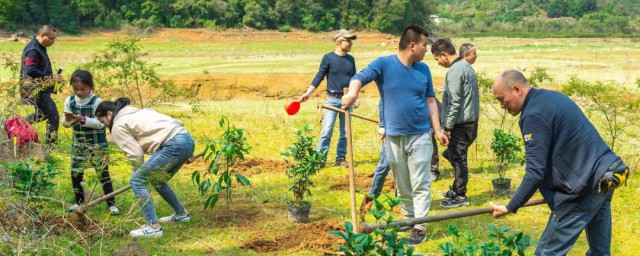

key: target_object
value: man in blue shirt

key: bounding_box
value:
[300,29,357,168]
[342,25,448,245]
[490,70,626,255]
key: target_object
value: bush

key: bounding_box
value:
[282,125,324,206]
[192,116,252,208]
[1,159,59,199]
[490,129,522,182]
[278,25,293,32]
[439,224,535,256]
[330,194,418,256]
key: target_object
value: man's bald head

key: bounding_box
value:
[495,70,530,90]
[492,70,531,116]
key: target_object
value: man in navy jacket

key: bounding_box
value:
[490,70,624,255]
[21,25,61,145]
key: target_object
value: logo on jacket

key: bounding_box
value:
[524,133,533,142]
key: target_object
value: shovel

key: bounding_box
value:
[75,151,206,216]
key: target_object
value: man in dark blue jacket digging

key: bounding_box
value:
[489,70,628,256]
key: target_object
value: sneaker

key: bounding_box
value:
[441,188,457,200]
[440,196,470,208]
[159,212,190,223]
[334,158,349,168]
[430,171,440,182]
[130,225,163,238]
[407,228,427,245]
[67,203,80,212]
[109,206,120,216]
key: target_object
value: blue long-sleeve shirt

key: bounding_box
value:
[507,89,617,219]
[310,52,356,93]
[352,55,435,136]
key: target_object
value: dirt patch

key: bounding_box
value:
[241,218,345,253]
[185,157,287,177]
[329,173,395,192]
[0,141,49,164]
[201,200,264,227]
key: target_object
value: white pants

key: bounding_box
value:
[385,132,433,230]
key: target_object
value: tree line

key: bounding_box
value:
[0,0,436,34]
[0,0,637,36]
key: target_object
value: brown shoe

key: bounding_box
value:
[334,158,349,168]
[359,195,374,222]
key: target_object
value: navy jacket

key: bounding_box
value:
[20,36,54,93]
[507,89,618,219]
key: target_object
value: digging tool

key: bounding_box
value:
[359,198,545,234]
[75,151,206,215]
[319,104,379,233]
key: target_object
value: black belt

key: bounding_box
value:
[326,92,344,98]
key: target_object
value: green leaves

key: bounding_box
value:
[2,159,60,200]
[282,125,325,206]
[439,224,534,256]
[330,195,421,256]
[490,129,522,180]
[191,116,251,209]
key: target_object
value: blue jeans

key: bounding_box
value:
[369,145,391,198]
[317,97,347,161]
[536,188,614,256]
[130,132,195,225]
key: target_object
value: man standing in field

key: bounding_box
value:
[20,25,61,145]
[300,29,357,168]
[342,25,448,245]
[431,39,480,208]
[459,43,477,65]
[490,70,627,255]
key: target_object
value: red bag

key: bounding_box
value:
[5,116,40,146]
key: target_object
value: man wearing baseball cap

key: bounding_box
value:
[300,29,357,168]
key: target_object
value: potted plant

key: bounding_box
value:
[489,129,522,195]
[282,125,325,223]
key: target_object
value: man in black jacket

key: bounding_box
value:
[490,70,626,255]
[21,25,61,145]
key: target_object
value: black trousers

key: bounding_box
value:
[71,164,115,207]
[442,121,478,197]
[25,92,59,144]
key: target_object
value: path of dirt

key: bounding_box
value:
[241,218,345,253]
[184,157,288,177]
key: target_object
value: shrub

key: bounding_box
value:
[439,224,535,256]
[192,116,251,208]
[1,159,59,199]
[490,129,522,182]
[281,125,324,206]
[330,194,418,256]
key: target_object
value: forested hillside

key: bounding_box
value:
[0,0,435,34]
[0,0,638,35]
[435,0,640,35]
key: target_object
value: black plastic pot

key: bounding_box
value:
[492,178,511,195]
[287,201,311,223]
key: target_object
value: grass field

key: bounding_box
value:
[0,29,639,255]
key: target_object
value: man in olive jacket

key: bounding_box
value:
[431,39,480,208]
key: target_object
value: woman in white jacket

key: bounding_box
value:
[95,98,194,238]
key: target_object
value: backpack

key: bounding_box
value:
[5,116,40,147]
